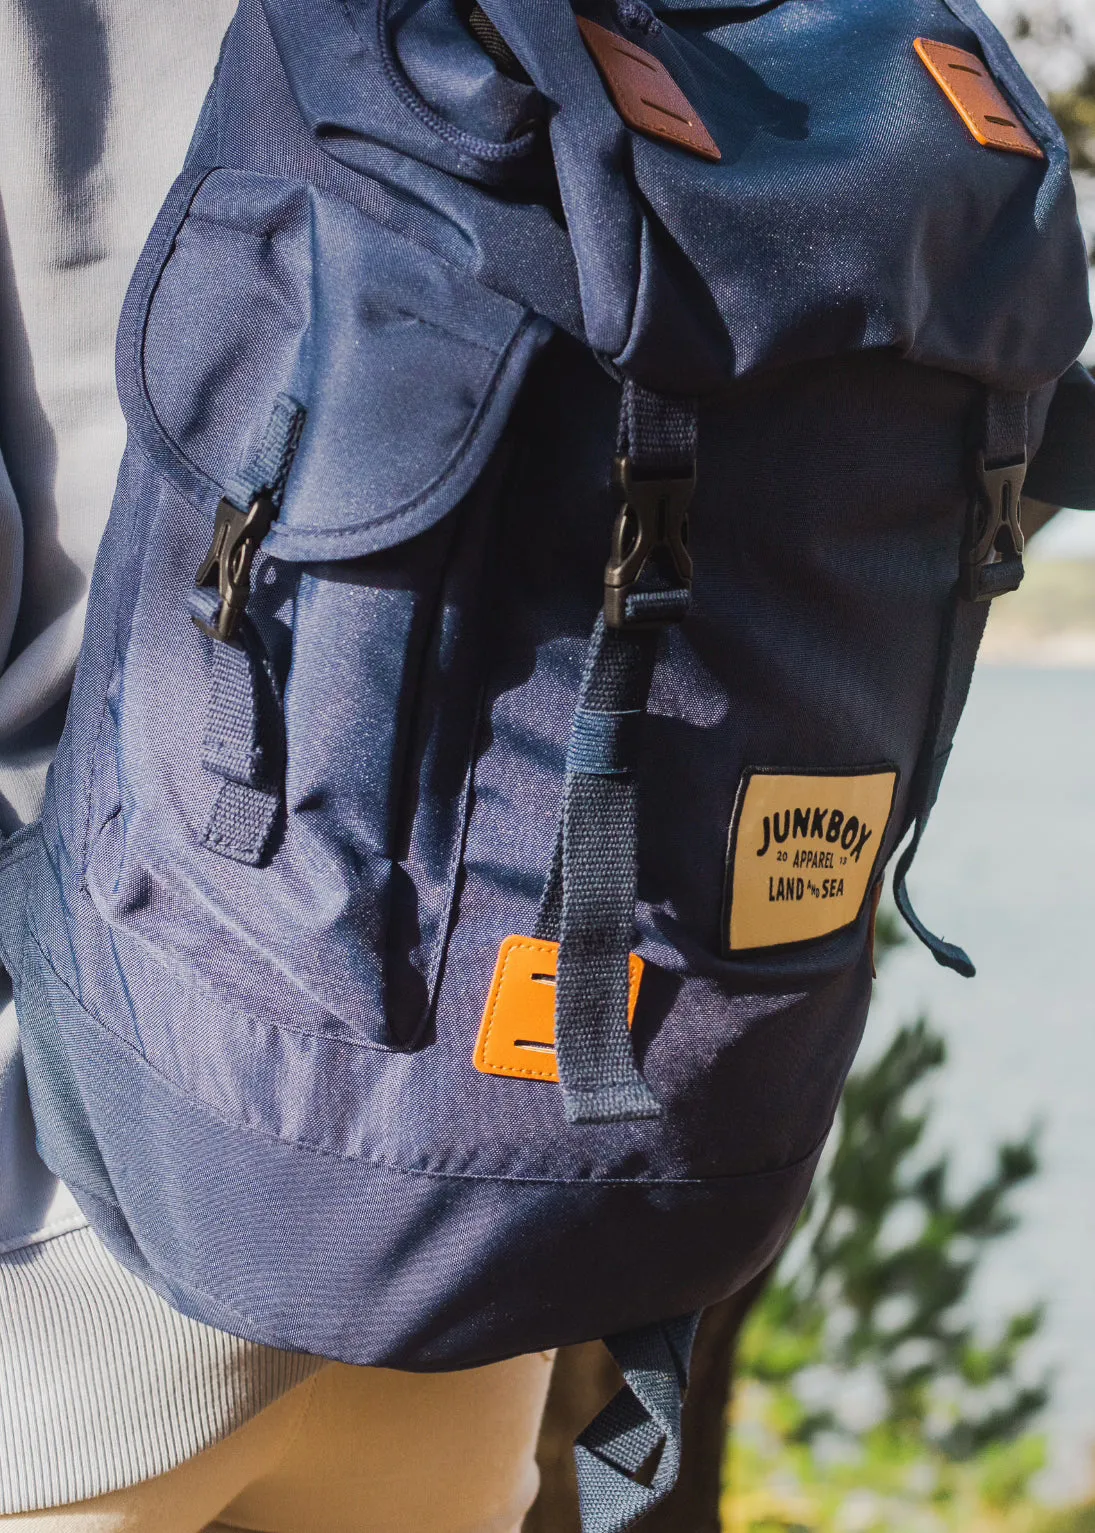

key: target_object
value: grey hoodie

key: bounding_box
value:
[0,2,318,1511]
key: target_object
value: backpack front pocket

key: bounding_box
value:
[84,166,549,1054]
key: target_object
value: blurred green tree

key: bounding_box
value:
[727,915,1051,1531]
[1049,65,1095,176]
[1009,6,1095,185]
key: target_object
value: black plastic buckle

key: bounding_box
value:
[194,492,277,642]
[961,452,1027,603]
[604,456,695,629]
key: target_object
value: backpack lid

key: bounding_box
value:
[260,0,1092,396]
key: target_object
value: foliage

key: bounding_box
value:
[1049,65,1095,175]
[722,915,1057,1532]
[1040,1510,1095,1533]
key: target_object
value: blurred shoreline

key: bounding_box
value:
[867,661,1095,1503]
[981,513,1095,666]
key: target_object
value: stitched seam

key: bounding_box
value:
[184,215,269,241]
[26,924,828,1187]
[265,313,535,550]
[78,887,393,1054]
[368,0,538,164]
[204,742,264,771]
[479,941,641,1080]
[239,1370,323,1491]
[593,39,708,156]
[389,309,502,356]
[429,689,481,999]
[278,1372,322,1459]
[80,647,120,872]
[204,784,253,854]
[129,168,222,505]
[126,168,542,537]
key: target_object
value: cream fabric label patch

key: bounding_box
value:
[724,768,898,953]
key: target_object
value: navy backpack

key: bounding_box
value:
[5,0,1095,1524]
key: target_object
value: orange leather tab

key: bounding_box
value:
[577,17,721,163]
[474,935,644,1083]
[914,38,1045,161]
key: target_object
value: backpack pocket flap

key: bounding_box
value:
[99,165,552,1053]
[132,168,551,562]
[270,193,551,561]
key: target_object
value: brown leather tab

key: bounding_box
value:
[577,16,721,163]
[473,935,644,1083]
[915,38,1045,161]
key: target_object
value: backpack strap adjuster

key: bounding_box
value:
[192,392,306,643]
[961,451,1027,603]
[194,492,278,643]
[603,455,694,629]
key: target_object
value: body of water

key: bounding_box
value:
[867,664,1095,1499]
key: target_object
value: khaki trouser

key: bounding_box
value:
[2,1353,554,1533]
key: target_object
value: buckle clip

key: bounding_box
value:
[961,452,1026,602]
[604,456,694,629]
[194,492,277,643]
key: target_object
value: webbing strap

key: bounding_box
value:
[983,389,1029,465]
[894,389,1028,973]
[536,617,662,1122]
[189,395,303,864]
[188,590,283,865]
[619,381,697,474]
[962,390,1028,602]
[537,382,697,1125]
[225,393,306,513]
[575,1313,701,1533]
